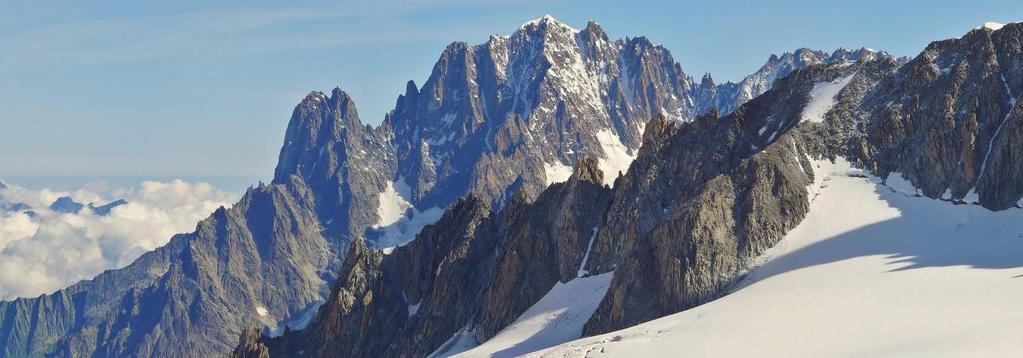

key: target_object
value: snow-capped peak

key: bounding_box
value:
[520,14,579,33]
[975,21,1005,31]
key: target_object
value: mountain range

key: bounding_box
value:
[3,16,1021,358]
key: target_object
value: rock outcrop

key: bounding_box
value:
[235,158,613,357]
[848,23,1023,209]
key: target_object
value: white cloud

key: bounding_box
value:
[0,179,237,299]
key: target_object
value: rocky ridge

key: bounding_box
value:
[0,16,801,357]
[235,22,1023,357]
[232,52,898,356]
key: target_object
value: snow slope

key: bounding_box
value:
[544,161,575,186]
[594,129,636,186]
[801,74,855,122]
[372,179,445,249]
[447,272,613,358]
[373,180,413,228]
[528,160,1023,357]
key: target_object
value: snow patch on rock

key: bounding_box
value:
[267,301,323,337]
[408,302,422,318]
[370,179,445,248]
[374,181,413,228]
[543,161,574,186]
[595,128,636,186]
[373,206,445,249]
[801,74,855,123]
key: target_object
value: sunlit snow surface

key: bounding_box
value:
[433,272,613,358]
[543,161,575,186]
[372,179,444,249]
[373,180,414,228]
[801,74,855,122]
[976,21,1006,30]
[529,159,1023,357]
[594,129,636,186]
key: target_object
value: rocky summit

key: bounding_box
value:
[6,15,1023,358]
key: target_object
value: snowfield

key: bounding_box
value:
[452,272,613,358]
[524,159,1023,357]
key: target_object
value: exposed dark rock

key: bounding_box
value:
[848,23,1023,209]
[234,158,613,357]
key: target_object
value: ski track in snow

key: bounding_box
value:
[528,159,1023,358]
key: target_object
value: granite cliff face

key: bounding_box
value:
[848,23,1023,209]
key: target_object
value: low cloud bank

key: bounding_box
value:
[0,179,237,299]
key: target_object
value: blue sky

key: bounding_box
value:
[2,0,1020,181]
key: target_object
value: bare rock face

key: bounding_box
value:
[233,158,613,358]
[384,16,709,213]
[233,328,270,358]
[849,23,1023,209]
[580,79,819,334]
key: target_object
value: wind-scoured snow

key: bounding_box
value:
[455,272,614,358]
[595,129,635,185]
[543,161,575,186]
[529,159,1023,357]
[801,74,855,122]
